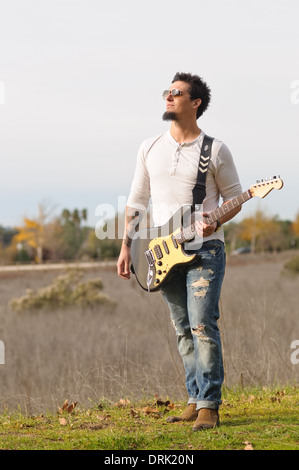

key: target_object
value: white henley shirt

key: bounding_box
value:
[127,130,242,243]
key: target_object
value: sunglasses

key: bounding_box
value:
[162,89,184,100]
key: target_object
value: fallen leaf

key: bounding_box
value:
[58,399,78,414]
[142,406,160,415]
[156,399,170,407]
[62,399,69,411]
[155,398,176,410]
[167,402,176,410]
[58,399,69,414]
[67,401,78,414]
[59,417,67,426]
[270,396,281,403]
[244,441,254,450]
[114,398,131,407]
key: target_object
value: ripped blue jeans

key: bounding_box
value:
[161,240,226,411]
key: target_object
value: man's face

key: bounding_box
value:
[162,81,198,122]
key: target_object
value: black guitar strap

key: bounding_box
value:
[192,134,214,211]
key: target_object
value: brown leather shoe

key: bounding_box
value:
[166,403,198,423]
[192,408,220,430]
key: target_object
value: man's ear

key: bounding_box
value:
[193,99,202,110]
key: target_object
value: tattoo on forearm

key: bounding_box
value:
[124,207,142,247]
[123,238,132,248]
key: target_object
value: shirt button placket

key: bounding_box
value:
[170,144,181,176]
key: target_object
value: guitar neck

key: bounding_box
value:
[205,189,252,224]
[177,189,252,244]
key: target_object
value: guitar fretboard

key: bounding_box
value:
[175,189,252,244]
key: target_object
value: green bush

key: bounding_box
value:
[10,268,115,312]
[283,255,299,274]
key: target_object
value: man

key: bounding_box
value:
[117,72,242,430]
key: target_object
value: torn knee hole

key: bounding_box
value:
[192,324,205,334]
[194,289,207,298]
[192,277,210,288]
[192,277,210,298]
[192,277,211,287]
[192,324,209,341]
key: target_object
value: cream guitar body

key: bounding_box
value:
[131,206,197,292]
[130,177,284,292]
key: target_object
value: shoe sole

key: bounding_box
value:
[192,422,220,431]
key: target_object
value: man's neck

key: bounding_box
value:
[170,120,201,144]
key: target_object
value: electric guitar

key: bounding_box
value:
[130,177,284,292]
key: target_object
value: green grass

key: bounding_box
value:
[0,386,298,450]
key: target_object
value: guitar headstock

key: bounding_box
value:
[250,176,284,199]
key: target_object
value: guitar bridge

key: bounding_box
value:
[145,249,155,266]
[144,249,155,293]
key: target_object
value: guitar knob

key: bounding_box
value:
[155,279,160,284]
[157,270,162,275]
[157,261,162,266]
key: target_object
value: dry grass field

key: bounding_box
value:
[0,251,298,414]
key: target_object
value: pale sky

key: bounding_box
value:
[0,0,298,229]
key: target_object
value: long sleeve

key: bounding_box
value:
[127,140,151,212]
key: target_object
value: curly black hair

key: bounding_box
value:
[172,72,211,119]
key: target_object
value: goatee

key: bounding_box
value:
[162,111,178,122]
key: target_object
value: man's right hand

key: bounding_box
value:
[117,245,131,280]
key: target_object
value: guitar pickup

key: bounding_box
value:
[171,235,178,249]
[162,240,169,254]
[154,244,163,260]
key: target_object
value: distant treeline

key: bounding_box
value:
[1,205,299,264]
